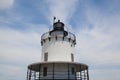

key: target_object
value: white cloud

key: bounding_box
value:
[0,25,48,80]
[90,69,120,80]
[0,0,14,10]
[0,26,49,63]
[45,0,78,23]
[75,2,120,67]
[71,1,120,80]
[76,27,120,65]
[0,64,25,80]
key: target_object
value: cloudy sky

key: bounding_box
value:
[0,0,120,80]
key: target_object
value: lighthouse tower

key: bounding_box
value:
[27,19,89,80]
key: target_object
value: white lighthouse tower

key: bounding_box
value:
[27,19,89,80]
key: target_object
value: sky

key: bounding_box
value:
[0,0,120,80]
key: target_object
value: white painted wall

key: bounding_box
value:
[41,37,75,62]
[39,63,76,79]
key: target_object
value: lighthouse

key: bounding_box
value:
[27,19,89,80]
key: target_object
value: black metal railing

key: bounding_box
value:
[27,71,88,80]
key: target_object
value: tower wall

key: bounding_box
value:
[41,37,74,62]
[39,63,76,79]
[41,32,76,62]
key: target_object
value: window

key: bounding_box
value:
[71,67,75,74]
[44,52,48,61]
[43,67,47,76]
[71,53,74,62]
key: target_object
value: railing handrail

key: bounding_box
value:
[41,32,76,40]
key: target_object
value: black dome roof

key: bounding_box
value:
[53,20,64,31]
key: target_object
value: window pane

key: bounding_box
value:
[43,67,47,76]
[71,67,75,74]
[71,53,74,62]
[44,53,48,61]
